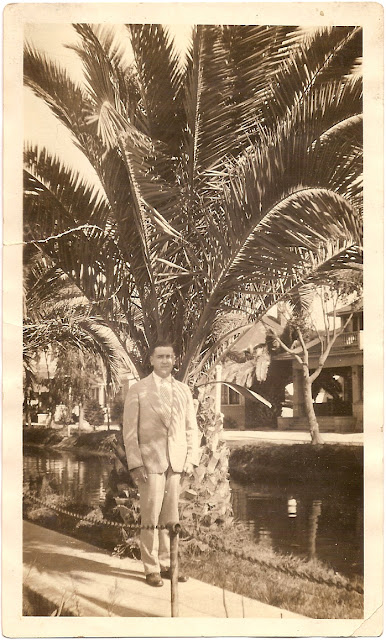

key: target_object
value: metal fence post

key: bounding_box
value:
[168,521,181,617]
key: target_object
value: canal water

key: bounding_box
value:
[23,447,363,579]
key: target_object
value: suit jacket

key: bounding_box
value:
[123,373,200,473]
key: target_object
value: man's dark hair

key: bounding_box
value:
[149,340,176,357]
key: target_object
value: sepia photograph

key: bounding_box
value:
[2,2,383,637]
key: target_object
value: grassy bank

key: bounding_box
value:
[180,547,363,619]
[23,426,117,457]
[23,585,76,617]
[229,442,363,487]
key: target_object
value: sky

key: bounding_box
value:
[24,23,192,187]
[24,24,99,185]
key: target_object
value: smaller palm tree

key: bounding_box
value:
[23,245,132,429]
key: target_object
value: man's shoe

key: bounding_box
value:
[145,572,164,587]
[160,568,189,583]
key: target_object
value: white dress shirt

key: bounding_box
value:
[152,372,173,392]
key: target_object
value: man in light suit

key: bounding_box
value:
[123,341,200,587]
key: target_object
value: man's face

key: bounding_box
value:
[150,346,176,378]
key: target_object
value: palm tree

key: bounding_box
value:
[24,25,362,385]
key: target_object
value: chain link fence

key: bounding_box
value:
[23,490,363,595]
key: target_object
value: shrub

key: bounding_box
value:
[223,416,238,430]
[23,426,64,446]
[84,399,105,428]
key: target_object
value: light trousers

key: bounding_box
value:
[137,468,181,575]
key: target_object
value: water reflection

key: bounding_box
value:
[230,480,363,579]
[287,497,297,518]
[23,447,363,579]
[23,447,111,507]
[308,499,322,560]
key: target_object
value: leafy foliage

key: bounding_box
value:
[84,398,105,428]
[24,24,363,385]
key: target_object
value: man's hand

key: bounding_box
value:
[130,466,148,485]
[183,462,194,475]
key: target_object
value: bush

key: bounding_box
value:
[84,399,105,428]
[229,442,363,487]
[23,426,64,446]
[223,416,238,430]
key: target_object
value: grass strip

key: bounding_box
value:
[229,442,363,487]
[180,547,363,619]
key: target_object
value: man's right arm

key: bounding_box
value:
[130,466,148,485]
[122,385,145,472]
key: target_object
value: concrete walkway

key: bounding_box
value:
[24,522,305,619]
[222,430,363,447]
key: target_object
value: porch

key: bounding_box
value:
[277,415,359,433]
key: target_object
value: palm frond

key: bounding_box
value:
[197,380,272,408]
[127,24,185,152]
[263,27,362,125]
[219,25,302,142]
[24,43,91,136]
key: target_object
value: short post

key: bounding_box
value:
[168,521,181,617]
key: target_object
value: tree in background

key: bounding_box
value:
[49,349,98,430]
[110,396,124,425]
[23,245,132,430]
[264,271,363,444]
[84,397,105,430]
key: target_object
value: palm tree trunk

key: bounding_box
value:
[78,398,84,435]
[25,388,32,428]
[302,369,324,445]
[106,385,111,431]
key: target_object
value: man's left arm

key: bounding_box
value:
[183,388,200,472]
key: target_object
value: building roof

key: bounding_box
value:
[229,315,283,353]
[329,300,363,317]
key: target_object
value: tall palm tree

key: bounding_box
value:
[24,25,362,383]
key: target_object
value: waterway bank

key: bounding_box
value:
[24,427,364,499]
[229,442,363,487]
[23,521,308,619]
[23,426,118,457]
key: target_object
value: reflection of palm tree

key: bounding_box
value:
[308,499,322,560]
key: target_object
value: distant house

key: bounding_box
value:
[275,302,363,433]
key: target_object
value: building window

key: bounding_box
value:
[353,313,364,332]
[221,385,241,405]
